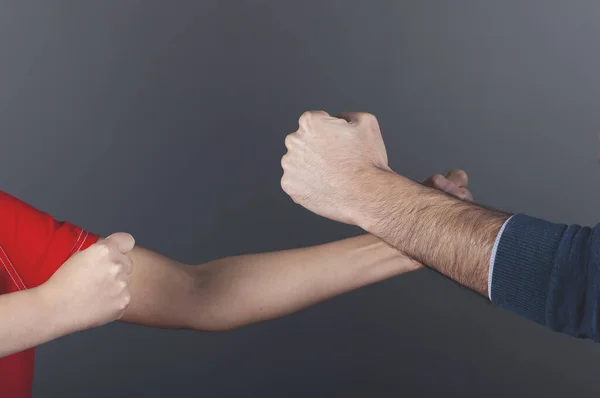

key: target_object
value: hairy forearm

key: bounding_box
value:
[356,170,510,296]
[359,172,600,341]
[121,236,420,331]
[0,287,71,358]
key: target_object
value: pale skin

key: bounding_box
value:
[0,171,471,358]
[281,110,509,297]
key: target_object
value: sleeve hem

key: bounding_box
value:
[490,214,567,326]
[488,215,514,301]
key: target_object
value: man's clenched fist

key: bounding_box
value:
[281,111,390,225]
[423,169,473,201]
[281,111,474,226]
[40,232,135,333]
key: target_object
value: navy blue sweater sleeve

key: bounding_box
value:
[491,214,600,341]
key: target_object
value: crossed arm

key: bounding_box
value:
[109,170,471,334]
[122,171,471,332]
[120,234,420,331]
[0,173,468,358]
[0,233,422,359]
[355,171,600,340]
[281,110,600,341]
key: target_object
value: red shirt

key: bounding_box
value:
[0,191,98,398]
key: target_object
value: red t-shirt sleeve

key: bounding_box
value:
[0,191,99,290]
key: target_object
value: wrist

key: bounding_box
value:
[351,168,414,233]
[35,283,79,335]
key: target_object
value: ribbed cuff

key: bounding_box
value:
[491,214,567,326]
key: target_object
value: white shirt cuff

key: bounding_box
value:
[488,215,514,301]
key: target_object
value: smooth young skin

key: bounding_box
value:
[0,171,470,358]
[281,111,509,297]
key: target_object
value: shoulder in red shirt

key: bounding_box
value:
[0,191,98,398]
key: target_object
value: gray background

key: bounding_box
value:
[0,0,599,396]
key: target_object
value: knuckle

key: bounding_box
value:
[298,111,312,124]
[452,168,468,183]
[121,294,131,309]
[284,134,295,149]
[96,243,112,257]
[280,176,292,193]
[359,112,377,122]
[455,168,467,177]
[299,110,325,126]
[111,263,123,275]
[431,174,445,185]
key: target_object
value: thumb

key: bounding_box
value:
[337,112,379,127]
[104,232,136,254]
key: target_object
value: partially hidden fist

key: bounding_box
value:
[281,111,390,225]
[41,232,136,332]
[423,169,473,201]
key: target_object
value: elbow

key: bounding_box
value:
[182,288,257,332]
[186,261,261,332]
[186,311,256,332]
